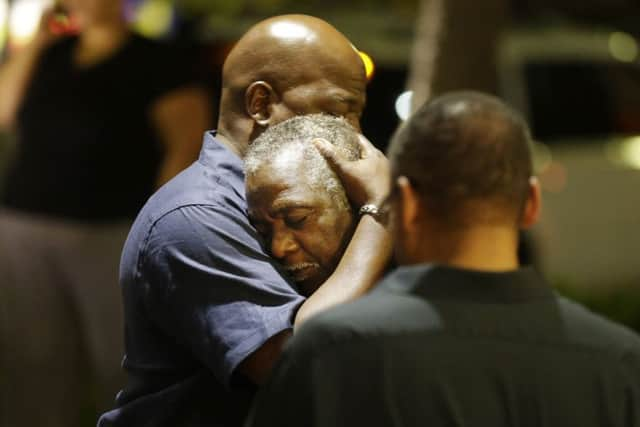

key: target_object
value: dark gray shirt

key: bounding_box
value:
[99,132,305,427]
[248,264,640,427]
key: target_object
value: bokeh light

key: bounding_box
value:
[605,136,640,170]
[8,0,49,46]
[358,50,375,81]
[621,137,640,169]
[609,32,638,63]
[394,90,413,121]
[0,0,8,52]
[133,0,174,38]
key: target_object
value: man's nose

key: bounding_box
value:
[270,229,299,260]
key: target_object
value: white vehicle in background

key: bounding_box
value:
[498,26,640,291]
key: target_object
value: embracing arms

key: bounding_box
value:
[239,135,393,384]
[293,135,392,324]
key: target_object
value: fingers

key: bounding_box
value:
[312,138,343,168]
[315,134,377,162]
[356,134,376,158]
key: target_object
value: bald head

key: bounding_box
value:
[388,91,533,227]
[217,15,367,155]
[223,15,363,96]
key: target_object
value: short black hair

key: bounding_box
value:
[387,91,533,226]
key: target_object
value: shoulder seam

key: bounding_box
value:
[135,202,231,282]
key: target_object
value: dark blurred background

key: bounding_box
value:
[0,0,638,327]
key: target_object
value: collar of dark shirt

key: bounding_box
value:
[378,264,553,304]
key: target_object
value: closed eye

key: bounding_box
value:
[285,214,309,229]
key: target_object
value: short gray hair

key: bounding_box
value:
[244,114,361,211]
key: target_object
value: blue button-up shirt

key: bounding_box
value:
[99,132,305,427]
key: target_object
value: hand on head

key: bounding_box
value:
[313,134,391,208]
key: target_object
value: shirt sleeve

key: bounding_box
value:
[139,204,305,387]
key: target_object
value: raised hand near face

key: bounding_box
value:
[313,134,391,208]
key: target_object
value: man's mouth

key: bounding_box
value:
[284,262,320,282]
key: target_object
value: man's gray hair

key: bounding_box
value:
[245,114,361,211]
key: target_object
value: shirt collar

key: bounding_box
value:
[198,131,241,167]
[379,264,553,304]
[198,130,245,189]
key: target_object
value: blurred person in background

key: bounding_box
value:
[99,15,391,427]
[246,91,640,427]
[0,0,211,426]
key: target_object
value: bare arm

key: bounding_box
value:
[294,214,391,325]
[151,86,212,186]
[237,330,292,385]
[0,24,55,129]
[294,135,392,325]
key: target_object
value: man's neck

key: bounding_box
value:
[216,119,253,159]
[214,131,243,158]
[415,225,520,272]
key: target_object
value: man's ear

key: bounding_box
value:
[245,81,276,126]
[397,176,421,233]
[520,176,541,229]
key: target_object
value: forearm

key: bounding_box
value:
[0,35,50,129]
[294,215,392,326]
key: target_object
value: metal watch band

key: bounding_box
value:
[359,203,381,219]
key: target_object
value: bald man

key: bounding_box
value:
[98,15,391,427]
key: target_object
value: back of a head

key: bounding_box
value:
[245,114,360,210]
[387,91,533,227]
